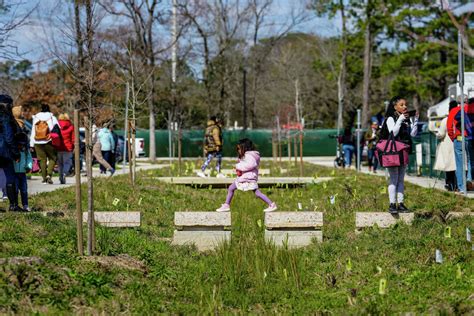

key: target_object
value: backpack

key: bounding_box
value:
[34,117,51,141]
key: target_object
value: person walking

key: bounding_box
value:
[434,101,457,191]
[97,122,115,174]
[340,127,355,168]
[447,96,473,193]
[197,116,224,177]
[30,104,59,184]
[57,113,75,184]
[216,138,277,212]
[13,132,32,211]
[0,94,21,211]
[365,121,379,173]
[379,96,418,214]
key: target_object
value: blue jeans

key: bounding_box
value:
[342,144,355,167]
[15,173,28,207]
[367,148,378,171]
[100,151,113,173]
[454,139,472,192]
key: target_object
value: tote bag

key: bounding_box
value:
[375,132,409,168]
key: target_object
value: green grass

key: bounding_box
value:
[1,162,473,314]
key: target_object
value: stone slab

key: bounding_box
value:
[355,212,414,228]
[174,212,231,228]
[446,212,474,219]
[194,169,274,175]
[156,177,332,188]
[172,230,231,251]
[82,212,141,227]
[265,230,323,248]
[265,212,323,229]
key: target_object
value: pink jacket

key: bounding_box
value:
[235,151,260,183]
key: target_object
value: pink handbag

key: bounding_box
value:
[375,133,410,168]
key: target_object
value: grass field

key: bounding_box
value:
[1,161,473,314]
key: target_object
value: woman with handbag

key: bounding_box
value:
[379,96,418,214]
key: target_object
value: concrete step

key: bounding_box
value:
[355,212,414,229]
[82,211,141,227]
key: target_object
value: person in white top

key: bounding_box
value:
[434,101,457,191]
[30,104,59,184]
[379,96,418,214]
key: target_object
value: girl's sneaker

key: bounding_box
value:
[216,203,231,212]
[23,206,30,212]
[196,171,207,178]
[263,203,277,212]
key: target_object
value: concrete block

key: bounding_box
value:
[82,211,141,227]
[172,230,231,251]
[355,212,414,228]
[156,177,333,188]
[446,212,474,219]
[265,212,323,229]
[174,212,231,228]
[265,230,322,248]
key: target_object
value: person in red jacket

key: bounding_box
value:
[57,113,75,184]
[446,97,474,193]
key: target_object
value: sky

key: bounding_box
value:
[1,0,342,70]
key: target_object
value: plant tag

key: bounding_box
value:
[380,187,386,194]
[323,182,327,189]
[263,271,267,280]
[444,226,451,238]
[138,197,142,206]
[283,268,288,281]
[346,258,352,271]
[285,183,289,189]
[257,219,262,228]
[379,278,387,295]
[112,198,120,206]
[310,198,314,205]
[331,169,335,176]
[456,264,462,279]
[435,249,443,263]
[467,228,471,242]
[330,195,336,205]
[297,202,302,210]
[376,266,382,274]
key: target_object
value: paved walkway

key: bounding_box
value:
[28,162,168,196]
[304,156,474,199]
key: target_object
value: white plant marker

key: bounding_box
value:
[297,202,302,210]
[112,198,120,206]
[435,249,443,264]
[379,278,387,295]
[330,195,336,205]
[467,228,471,242]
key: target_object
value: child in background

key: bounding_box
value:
[13,133,32,211]
[216,138,277,212]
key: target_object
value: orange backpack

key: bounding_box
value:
[35,119,51,141]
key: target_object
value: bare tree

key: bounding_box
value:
[0,1,35,60]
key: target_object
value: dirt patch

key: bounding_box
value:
[0,256,45,266]
[81,254,147,273]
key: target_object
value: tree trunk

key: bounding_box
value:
[337,0,347,132]
[362,0,372,129]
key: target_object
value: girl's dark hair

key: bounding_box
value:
[41,103,50,112]
[449,100,458,111]
[237,138,254,158]
[385,96,404,118]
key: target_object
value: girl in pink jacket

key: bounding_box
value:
[216,138,277,212]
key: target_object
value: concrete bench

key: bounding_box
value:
[82,211,141,227]
[157,177,332,188]
[446,212,474,219]
[355,212,414,229]
[172,212,231,251]
[264,212,323,248]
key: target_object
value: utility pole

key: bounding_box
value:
[123,82,129,174]
[243,68,247,130]
[458,29,467,196]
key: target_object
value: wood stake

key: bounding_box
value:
[74,110,83,255]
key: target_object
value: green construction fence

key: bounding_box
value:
[118,129,340,157]
[121,128,443,179]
